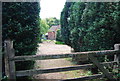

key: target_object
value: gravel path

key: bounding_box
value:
[33,41,77,80]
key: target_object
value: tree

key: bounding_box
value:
[69,2,85,52]
[45,17,60,27]
[61,2,120,52]
[2,2,40,80]
[80,2,119,51]
[60,2,73,46]
[56,29,63,42]
[61,2,120,74]
[40,19,49,34]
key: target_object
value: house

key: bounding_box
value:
[48,25,60,40]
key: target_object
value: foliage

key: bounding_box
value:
[1,76,8,81]
[55,41,65,45]
[85,78,107,81]
[56,29,63,42]
[81,3,118,51]
[60,2,73,46]
[45,17,60,27]
[61,2,120,52]
[2,2,40,79]
[61,1,120,76]
[69,2,86,52]
[40,19,49,34]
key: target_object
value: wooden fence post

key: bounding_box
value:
[114,44,120,64]
[0,2,2,81]
[114,44,120,80]
[4,39,16,80]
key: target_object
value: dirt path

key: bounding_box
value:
[32,41,106,81]
[33,41,74,80]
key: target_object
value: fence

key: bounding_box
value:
[4,39,120,81]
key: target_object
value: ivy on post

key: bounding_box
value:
[114,44,120,80]
[4,39,16,80]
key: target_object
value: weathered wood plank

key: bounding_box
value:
[88,54,116,81]
[0,2,2,81]
[114,44,120,64]
[11,50,119,61]
[16,61,116,77]
[62,74,105,81]
[0,47,2,81]
[114,44,120,80]
[4,40,16,80]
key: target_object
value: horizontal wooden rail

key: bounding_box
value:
[16,61,116,77]
[11,50,119,62]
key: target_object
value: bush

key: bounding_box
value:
[61,2,120,75]
[56,29,63,42]
[61,2,120,52]
[2,2,40,79]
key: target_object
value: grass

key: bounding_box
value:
[64,58,78,65]
[55,41,65,45]
[41,39,56,42]
[64,58,93,79]
[64,58,72,61]
[61,70,93,79]
[85,78,108,81]
[64,58,108,81]
[41,39,65,45]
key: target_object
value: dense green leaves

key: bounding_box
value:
[60,1,120,76]
[2,2,40,71]
[60,2,73,46]
[61,2,120,52]
[56,29,63,42]
[40,19,49,34]
[45,17,60,27]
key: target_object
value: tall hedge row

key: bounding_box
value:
[2,2,40,73]
[61,2,120,52]
[60,1,120,76]
[60,2,73,46]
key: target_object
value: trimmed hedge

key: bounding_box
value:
[61,2,120,75]
[2,2,40,78]
[61,2,120,52]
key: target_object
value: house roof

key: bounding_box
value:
[48,25,61,32]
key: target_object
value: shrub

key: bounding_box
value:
[2,2,40,80]
[56,29,63,42]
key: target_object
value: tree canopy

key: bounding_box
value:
[45,17,60,27]
[40,19,49,34]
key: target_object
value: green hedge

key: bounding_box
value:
[60,2,73,46]
[56,29,63,42]
[61,2,120,75]
[2,2,40,79]
[61,2,120,52]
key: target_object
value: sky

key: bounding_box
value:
[40,0,66,19]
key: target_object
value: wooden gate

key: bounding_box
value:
[4,39,120,81]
